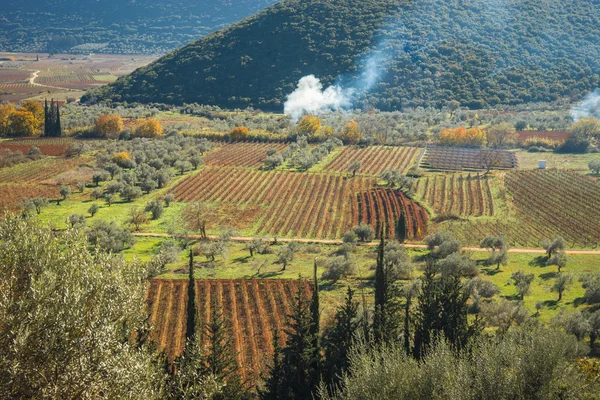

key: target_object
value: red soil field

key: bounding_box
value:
[146,279,311,383]
[204,142,287,168]
[356,187,428,240]
[516,130,568,143]
[0,183,60,211]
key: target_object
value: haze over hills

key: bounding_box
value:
[0,0,279,54]
[86,0,600,111]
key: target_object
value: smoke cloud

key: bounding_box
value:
[283,75,352,122]
[571,90,600,121]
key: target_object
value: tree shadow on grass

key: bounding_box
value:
[528,256,547,268]
[540,272,558,280]
[543,299,558,308]
[255,271,283,279]
[232,256,250,264]
[483,267,503,276]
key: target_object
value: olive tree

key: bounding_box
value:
[0,216,161,398]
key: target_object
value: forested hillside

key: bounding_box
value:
[87,0,600,110]
[0,0,278,54]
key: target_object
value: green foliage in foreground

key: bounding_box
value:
[320,326,597,400]
[0,216,163,398]
[88,0,600,110]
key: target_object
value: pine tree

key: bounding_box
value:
[260,330,282,400]
[322,286,360,387]
[373,224,386,343]
[186,249,196,341]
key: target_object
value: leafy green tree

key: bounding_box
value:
[58,184,72,205]
[68,213,86,229]
[245,238,265,257]
[547,250,568,273]
[588,159,600,175]
[580,273,600,304]
[425,231,461,259]
[541,236,566,259]
[346,160,361,177]
[88,203,99,217]
[87,220,135,253]
[319,326,594,400]
[480,235,508,269]
[352,222,374,242]
[552,273,574,301]
[163,193,175,207]
[0,216,162,398]
[511,270,535,300]
[145,199,164,220]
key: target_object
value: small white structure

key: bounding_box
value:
[538,160,547,169]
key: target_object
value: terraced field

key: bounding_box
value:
[204,142,287,168]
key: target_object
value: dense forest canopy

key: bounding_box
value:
[0,0,278,54]
[86,0,600,111]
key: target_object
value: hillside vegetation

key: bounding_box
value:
[0,0,278,54]
[87,0,600,110]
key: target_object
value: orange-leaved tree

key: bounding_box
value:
[134,118,163,138]
[439,127,486,147]
[229,126,249,141]
[7,110,38,137]
[0,104,16,136]
[19,101,44,133]
[95,114,124,138]
[341,120,361,145]
[297,115,322,138]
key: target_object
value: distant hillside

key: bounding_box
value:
[87,0,600,110]
[0,0,278,54]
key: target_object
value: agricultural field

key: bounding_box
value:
[147,279,310,382]
[0,183,60,211]
[413,174,495,217]
[420,146,517,171]
[324,145,420,175]
[0,137,75,156]
[356,188,428,240]
[0,156,93,184]
[505,169,600,247]
[0,53,155,102]
[204,142,287,168]
[516,130,569,143]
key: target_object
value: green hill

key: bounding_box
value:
[86,0,600,110]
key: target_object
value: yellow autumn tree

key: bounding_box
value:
[7,110,37,137]
[341,120,362,144]
[0,104,16,136]
[19,101,44,134]
[297,115,322,138]
[439,126,486,147]
[134,118,163,138]
[95,114,124,138]
[229,126,249,141]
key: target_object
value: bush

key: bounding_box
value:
[87,221,134,252]
[229,126,249,141]
[322,256,357,282]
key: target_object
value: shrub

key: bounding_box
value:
[134,118,163,138]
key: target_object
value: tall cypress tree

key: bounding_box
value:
[43,99,49,137]
[322,286,360,387]
[55,103,61,137]
[310,258,319,345]
[185,249,196,341]
[373,223,386,343]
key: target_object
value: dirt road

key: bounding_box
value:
[132,232,600,255]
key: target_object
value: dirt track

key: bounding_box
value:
[133,232,600,255]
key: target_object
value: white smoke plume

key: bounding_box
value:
[283,75,351,122]
[571,90,600,121]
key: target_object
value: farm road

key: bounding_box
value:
[133,233,600,255]
[28,70,68,90]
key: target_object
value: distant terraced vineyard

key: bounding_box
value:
[413,174,495,217]
[172,167,428,239]
[204,142,287,168]
[325,146,420,174]
[0,156,93,184]
[421,146,517,171]
[505,169,600,246]
[147,279,310,383]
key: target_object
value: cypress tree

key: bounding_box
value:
[48,100,56,137]
[43,99,49,137]
[322,286,360,387]
[373,223,386,343]
[185,249,196,341]
[310,258,319,345]
[260,330,282,400]
[261,281,320,399]
[397,210,407,242]
[55,103,61,137]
